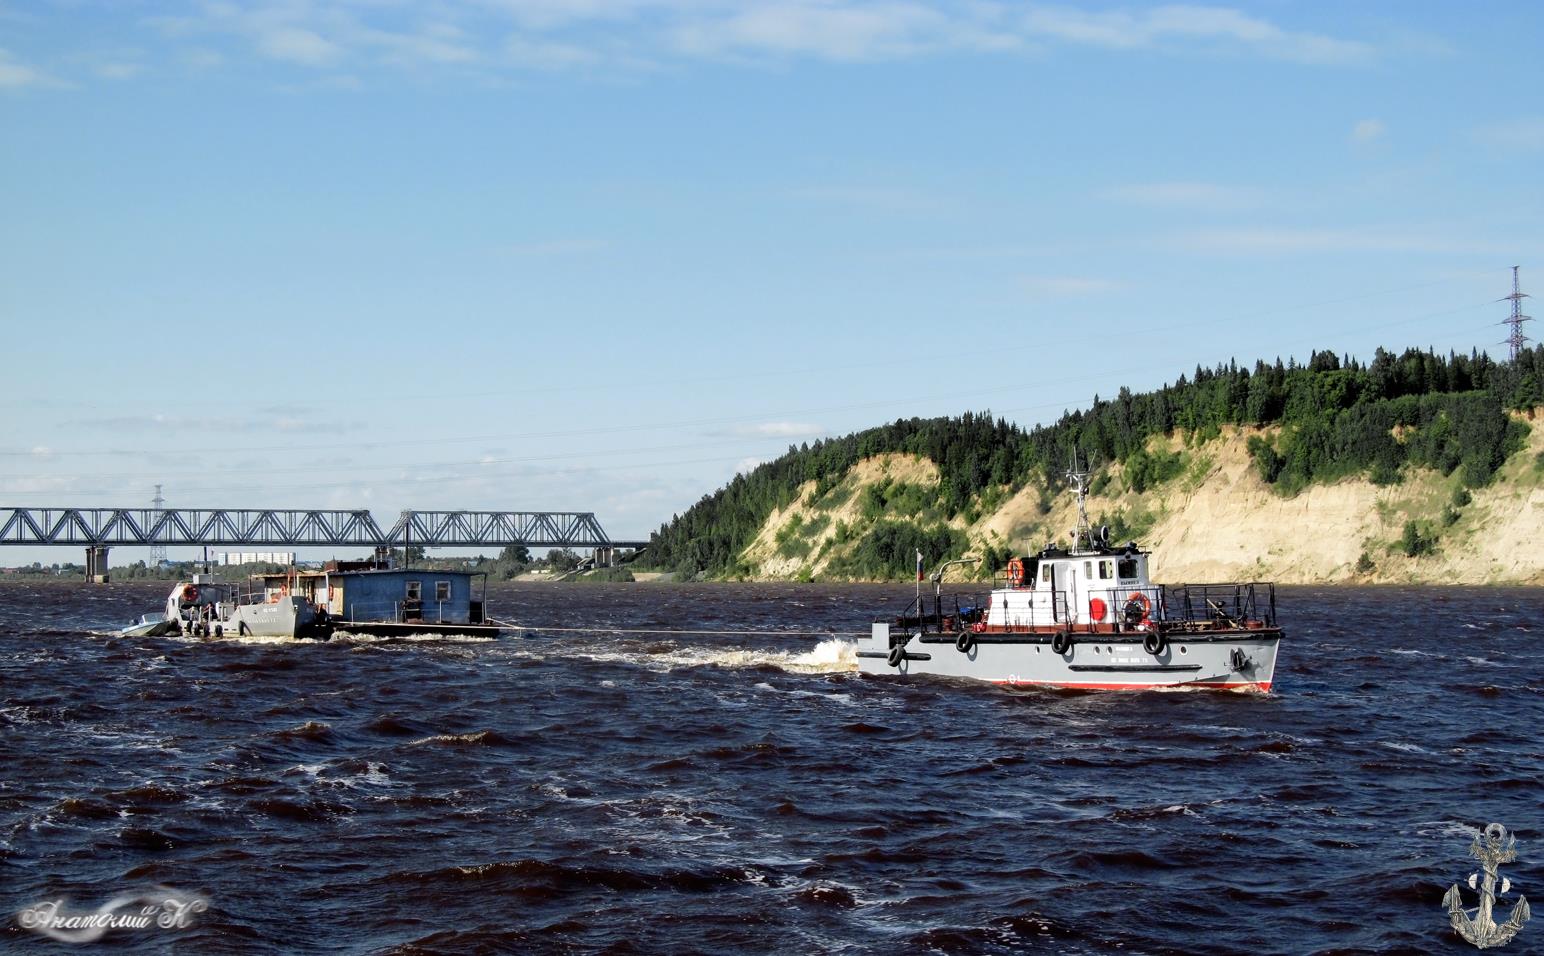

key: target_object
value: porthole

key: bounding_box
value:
[1180,646,1188,654]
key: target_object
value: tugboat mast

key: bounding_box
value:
[1068,452,1094,553]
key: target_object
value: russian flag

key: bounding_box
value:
[916,549,924,581]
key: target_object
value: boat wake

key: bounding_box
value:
[528,637,859,675]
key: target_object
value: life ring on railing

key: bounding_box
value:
[1123,592,1153,627]
[181,584,199,604]
[1006,558,1025,587]
[1088,597,1108,622]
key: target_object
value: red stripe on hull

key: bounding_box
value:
[992,679,1272,692]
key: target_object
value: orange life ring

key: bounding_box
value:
[1124,591,1154,628]
[181,584,199,604]
[1089,597,1107,621]
[1006,558,1025,587]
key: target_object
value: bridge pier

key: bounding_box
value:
[596,546,614,568]
[85,546,110,584]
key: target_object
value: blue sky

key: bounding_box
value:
[2,1,1542,564]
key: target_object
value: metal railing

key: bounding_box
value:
[342,599,465,624]
[1161,583,1277,627]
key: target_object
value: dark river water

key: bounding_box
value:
[0,581,1539,954]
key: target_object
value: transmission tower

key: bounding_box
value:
[1502,265,1532,362]
[148,484,167,567]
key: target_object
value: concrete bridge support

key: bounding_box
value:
[85,546,110,584]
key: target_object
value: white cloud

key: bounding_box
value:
[1020,276,1121,296]
[1161,227,1514,257]
[128,1,1374,77]
[1022,4,1373,64]
[1351,118,1385,143]
[1474,117,1544,152]
[1100,181,1262,211]
[257,26,342,65]
[505,35,603,70]
[734,456,765,475]
[673,2,960,62]
[739,421,824,437]
[368,23,480,66]
[94,61,143,79]
[0,48,51,89]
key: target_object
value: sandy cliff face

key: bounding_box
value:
[737,416,1544,584]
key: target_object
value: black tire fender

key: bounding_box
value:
[213,625,223,639]
[1143,631,1166,656]
[238,621,250,637]
[1051,631,1071,655]
[955,630,974,653]
[887,644,905,668]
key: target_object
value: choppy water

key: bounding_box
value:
[1,581,1540,954]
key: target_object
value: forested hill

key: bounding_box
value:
[643,346,1544,579]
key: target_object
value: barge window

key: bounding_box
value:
[405,581,421,601]
[1118,557,1138,580]
[435,581,451,601]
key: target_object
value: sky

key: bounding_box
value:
[2,1,1543,566]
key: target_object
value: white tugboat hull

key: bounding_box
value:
[855,624,1280,692]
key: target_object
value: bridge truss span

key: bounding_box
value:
[0,507,638,550]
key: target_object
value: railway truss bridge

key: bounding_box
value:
[0,507,648,582]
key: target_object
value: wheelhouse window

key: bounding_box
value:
[1118,557,1138,581]
[1099,560,1113,580]
[1041,564,1053,585]
[405,581,421,601]
[435,581,451,601]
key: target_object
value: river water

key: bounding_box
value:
[0,581,1539,954]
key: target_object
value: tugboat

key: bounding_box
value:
[853,462,1283,691]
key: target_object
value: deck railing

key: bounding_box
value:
[1161,583,1276,627]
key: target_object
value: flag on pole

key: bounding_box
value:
[916,549,924,581]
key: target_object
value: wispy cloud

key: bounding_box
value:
[1474,116,1544,152]
[1350,118,1385,144]
[1160,226,1514,257]
[1021,4,1374,65]
[114,2,1377,82]
[0,48,55,89]
[735,421,825,438]
[70,413,346,434]
[670,2,1015,62]
[1100,181,1262,211]
[1020,275,1122,297]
